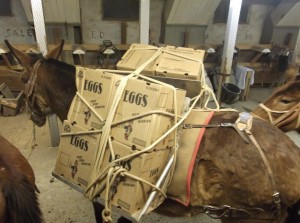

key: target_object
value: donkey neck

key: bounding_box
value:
[40,59,76,121]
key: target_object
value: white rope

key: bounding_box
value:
[75,92,105,122]
[70,45,240,220]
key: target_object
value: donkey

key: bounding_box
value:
[5,39,300,223]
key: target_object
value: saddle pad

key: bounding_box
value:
[167,110,214,206]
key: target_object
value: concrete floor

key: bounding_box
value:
[0,86,299,223]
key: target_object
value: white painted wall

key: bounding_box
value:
[1,0,164,46]
[21,0,81,24]
[163,4,275,46]
[1,1,298,51]
[164,26,206,46]
[0,0,35,44]
[165,0,220,25]
[80,0,164,45]
[272,27,300,48]
[271,1,299,27]
[205,4,275,45]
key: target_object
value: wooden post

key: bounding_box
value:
[217,0,242,103]
[121,22,127,44]
[139,0,150,44]
[292,29,300,64]
[240,70,252,101]
[31,0,60,147]
[183,28,189,47]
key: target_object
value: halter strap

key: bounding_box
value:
[258,103,288,124]
[272,103,300,128]
[258,103,300,130]
[24,60,42,110]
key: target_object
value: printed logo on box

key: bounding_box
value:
[109,153,132,171]
[123,121,133,140]
[70,159,78,178]
[64,124,71,133]
[70,135,89,151]
[123,90,148,107]
[83,79,103,94]
[83,108,91,124]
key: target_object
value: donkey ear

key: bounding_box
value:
[5,39,35,70]
[5,39,37,83]
[45,39,64,59]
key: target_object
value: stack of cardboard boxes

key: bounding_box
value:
[53,43,205,216]
[54,68,186,211]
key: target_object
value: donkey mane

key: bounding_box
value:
[42,58,76,95]
[3,175,42,223]
[38,58,77,121]
[0,155,42,223]
[44,58,76,78]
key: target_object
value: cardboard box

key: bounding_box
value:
[68,67,123,129]
[146,75,202,98]
[110,69,203,98]
[53,120,101,190]
[110,78,186,150]
[99,140,171,214]
[155,46,205,80]
[76,67,124,117]
[116,44,205,80]
[69,67,186,150]
[116,44,159,75]
[67,95,105,130]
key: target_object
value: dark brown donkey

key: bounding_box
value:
[0,134,42,223]
[5,39,300,223]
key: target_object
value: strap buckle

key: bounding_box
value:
[273,192,281,204]
[204,205,250,219]
[220,123,234,127]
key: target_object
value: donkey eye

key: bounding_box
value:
[280,99,291,104]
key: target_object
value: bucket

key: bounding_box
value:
[221,83,241,104]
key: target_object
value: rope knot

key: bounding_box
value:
[102,209,112,223]
[113,165,121,171]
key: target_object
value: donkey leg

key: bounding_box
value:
[284,199,300,223]
[117,217,132,223]
[92,201,104,223]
